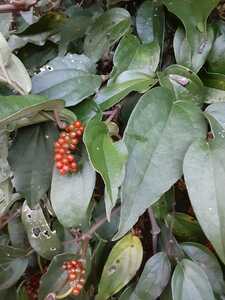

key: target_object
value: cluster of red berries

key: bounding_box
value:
[54,121,84,175]
[25,273,40,300]
[62,259,86,296]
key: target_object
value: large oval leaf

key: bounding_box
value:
[114,87,207,239]
[22,201,61,259]
[183,115,225,264]
[110,34,160,82]
[172,259,215,300]
[158,64,204,106]
[174,25,214,73]
[51,148,96,229]
[181,242,225,295]
[84,118,127,220]
[8,122,58,208]
[84,8,131,62]
[0,245,28,290]
[32,54,101,107]
[162,0,220,49]
[136,0,165,47]
[130,252,171,300]
[95,71,156,111]
[0,95,64,127]
[96,233,143,300]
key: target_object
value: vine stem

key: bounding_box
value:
[148,208,160,254]
[0,0,37,12]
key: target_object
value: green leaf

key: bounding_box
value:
[202,71,225,90]
[17,42,58,74]
[183,116,225,263]
[51,148,96,229]
[84,118,127,220]
[38,252,79,300]
[95,71,156,111]
[110,34,160,82]
[174,25,214,73]
[181,242,225,295]
[22,201,61,259]
[115,87,207,239]
[72,98,102,123]
[204,87,225,104]
[8,122,58,208]
[0,130,12,217]
[0,33,31,95]
[136,0,165,47]
[207,22,225,74]
[96,233,143,300]
[84,8,131,62]
[158,64,204,106]
[162,0,220,49]
[172,259,215,300]
[165,212,205,242]
[130,252,171,300]
[8,215,28,249]
[0,245,28,290]
[0,95,64,128]
[32,54,101,107]
[206,102,225,128]
[0,13,12,38]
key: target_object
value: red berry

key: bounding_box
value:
[54,142,61,148]
[56,161,63,169]
[60,132,67,138]
[62,165,70,172]
[69,273,77,281]
[70,144,76,150]
[70,162,77,169]
[71,138,79,145]
[69,131,77,138]
[67,155,74,162]
[62,143,70,149]
[58,138,65,145]
[72,288,80,296]
[58,148,65,154]
[76,129,83,136]
[55,154,62,161]
[74,121,81,128]
[79,126,84,132]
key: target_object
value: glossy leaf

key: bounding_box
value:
[110,34,160,82]
[207,22,225,74]
[115,87,207,239]
[96,233,143,300]
[95,71,156,111]
[22,201,61,259]
[206,102,225,128]
[0,130,12,217]
[84,118,127,219]
[136,0,165,47]
[182,242,225,295]
[174,25,214,73]
[162,0,220,49]
[51,148,96,229]
[84,8,131,62]
[0,95,64,128]
[32,54,101,107]
[203,71,225,90]
[183,115,225,263]
[0,245,28,290]
[38,253,79,300]
[172,259,215,300]
[158,64,204,106]
[204,87,225,104]
[0,13,12,38]
[8,122,58,208]
[165,212,204,242]
[130,252,171,300]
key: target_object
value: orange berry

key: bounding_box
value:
[72,288,80,296]
[74,121,81,128]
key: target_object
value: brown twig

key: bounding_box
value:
[148,207,160,254]
[0,0,37,12]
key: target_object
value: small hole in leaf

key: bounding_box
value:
[27,214,31,218]
[130,244,134,248]
[33,227,41,237]
[116,259,120,264]
[43,230,50,237]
